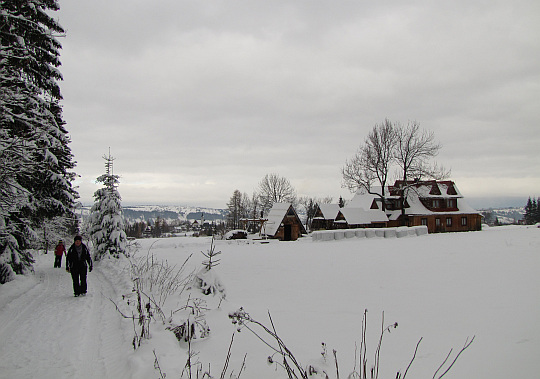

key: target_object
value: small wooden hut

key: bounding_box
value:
[263,203,307,241]
[311,204,341,230]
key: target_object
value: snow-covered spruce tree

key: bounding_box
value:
[193,237,226,299]
[524,198,534,225]
[0,0,78,283]
[534,198,540,224]
[524,197,540,225]
[88,151,127,260]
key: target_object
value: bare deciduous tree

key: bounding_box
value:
[394,121,448,184]
[394,121,450,222]
[258,173,297,215]
[342,119,449,216]
[341,119,396,210]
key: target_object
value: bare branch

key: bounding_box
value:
[402,337,423,378]
[220,333,235,379]
[435,336,475,379]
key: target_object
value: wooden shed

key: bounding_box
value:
[311,203,341,230]
[263,203,307,241]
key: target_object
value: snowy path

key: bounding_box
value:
[0,254,132,379]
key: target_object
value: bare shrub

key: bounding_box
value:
[229,307,474,379]
[110,245,195,349]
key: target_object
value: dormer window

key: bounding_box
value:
[432,199,441,208]
[430,183,441,195]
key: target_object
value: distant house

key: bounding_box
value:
[143,226,153,238]
[351,180,481,233]
[311,204,341,230]
[311,201,388,230]
[263,203,307,241]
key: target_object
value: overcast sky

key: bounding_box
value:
[55,0,539,209]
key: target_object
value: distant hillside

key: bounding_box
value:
[77,205,523,225]
[78,205,227,223]
[479,207,524,225]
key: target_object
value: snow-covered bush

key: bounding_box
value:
[112,250,195,349]
[224,229,248,240]
[129,251,194,313]
[193,267,227,297]
[192,237,226,299]
[167,313,210,342]
[166,298,210,343]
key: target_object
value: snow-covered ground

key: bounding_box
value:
[0,254,132,378]
[1,225,539,378]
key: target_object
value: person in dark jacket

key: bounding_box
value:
[66,235,93,297]
[54,240,66,268]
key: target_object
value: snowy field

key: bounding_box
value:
[0,225,539,378]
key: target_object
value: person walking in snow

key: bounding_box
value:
[66,235,93,297]
[54,240,66,268]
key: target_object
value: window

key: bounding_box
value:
[461,216,467,226]
[432,199,440,208]
[421,218,428,226]
[446,217,452,226]
[447,199,456,208]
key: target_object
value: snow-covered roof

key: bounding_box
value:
[386,192,479,218]
[352,181,464,202]
[318,204,340,220]
[339,207,388,225]
[406,181,462,199]
[347,191,378,209]
[349,180,479,218]
[264,203,305,237]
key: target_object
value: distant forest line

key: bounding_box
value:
[122,209,226,222]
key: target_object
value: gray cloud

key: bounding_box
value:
[57,0,540,208]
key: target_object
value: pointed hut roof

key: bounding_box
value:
[264,203,307,237]
[317,204,341,220]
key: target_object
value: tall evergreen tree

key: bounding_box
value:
[0,0,78,283]
[529,197,540,224]
[524,197,534,225]
[88,151,127,260]
[533,197,540,223]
